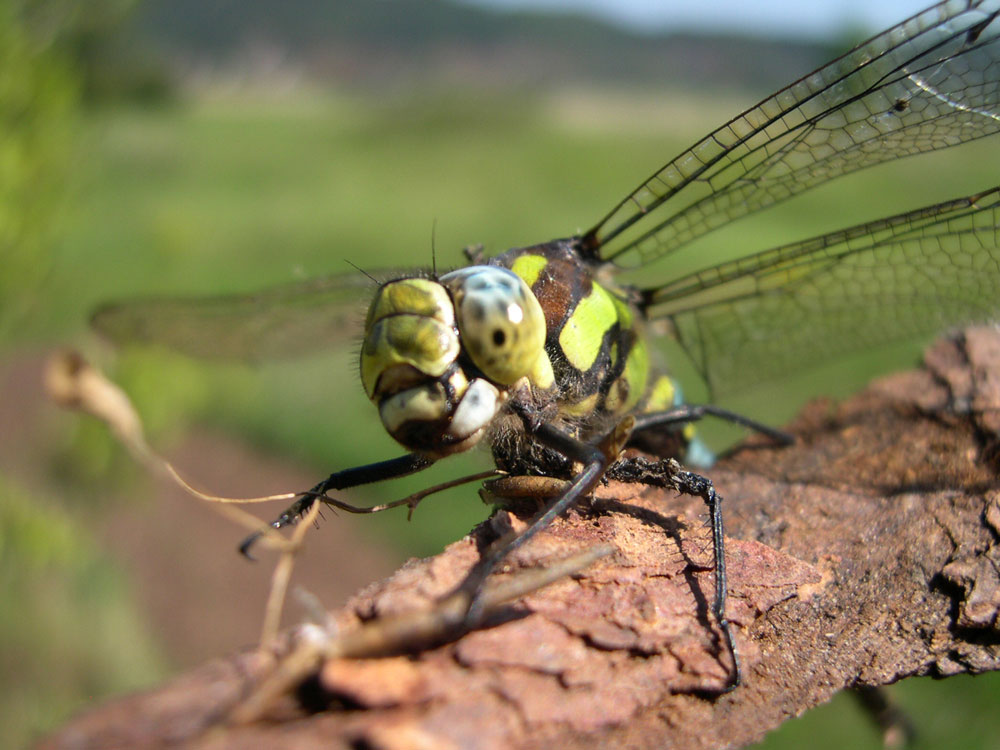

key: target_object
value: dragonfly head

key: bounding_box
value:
[360,266,550,457]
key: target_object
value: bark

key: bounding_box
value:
[37,327,1000,750]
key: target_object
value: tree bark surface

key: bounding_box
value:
[37,327,1000,750]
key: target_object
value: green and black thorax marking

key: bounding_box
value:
[488,241,691,474]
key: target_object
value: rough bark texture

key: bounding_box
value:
[38,327,1000,750]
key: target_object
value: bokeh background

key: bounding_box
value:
[2,0,999,746]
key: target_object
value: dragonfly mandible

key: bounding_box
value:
[93,0,1000,688]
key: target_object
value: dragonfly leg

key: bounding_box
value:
[670,466,740,690]
[607,454,741,689]
[632,403,793,445]
[457,421,608,627]
[238,453,435,558]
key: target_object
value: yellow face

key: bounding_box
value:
[360,278,458,401]
[359,267,550,456]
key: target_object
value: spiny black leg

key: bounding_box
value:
[239,453,435,558]
[673,467,741,690]
[608,455,741,689]
[238,493,318,558]
[458,422,607,627]
[632,403,793,445]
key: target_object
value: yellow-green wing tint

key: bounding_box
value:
[643,186,1000,396]
[91,271,404,362]
[584,0,1000,268]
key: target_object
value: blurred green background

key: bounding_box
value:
[2,0,999,747]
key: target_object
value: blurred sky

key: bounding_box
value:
[462,0,934,39]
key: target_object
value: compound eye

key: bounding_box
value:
[442,266,546,385]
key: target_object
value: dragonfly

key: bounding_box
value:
[93,0,1000,688]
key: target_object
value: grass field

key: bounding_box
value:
[9,85,1000,747]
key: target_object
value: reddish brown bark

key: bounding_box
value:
[38,328,1000,750]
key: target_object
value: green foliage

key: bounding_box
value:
[67,0,174,104]
[0,474,167,748]
[0,5,175,744]
[0,0,171,344]
[0,0,78,344]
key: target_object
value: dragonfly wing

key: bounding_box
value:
[642,187,1000,396]
[91,270,409,361]
[584,1,1000,268]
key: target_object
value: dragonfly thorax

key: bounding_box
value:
[360,266,552,457]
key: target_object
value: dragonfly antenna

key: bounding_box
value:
[430,219,438,278]
[344,259,379,285]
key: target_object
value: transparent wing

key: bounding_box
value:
[642,186,1000,396]
[91,271,405,361]
[584,0,1000,268]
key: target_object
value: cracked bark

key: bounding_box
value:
[37,327,1000,750]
